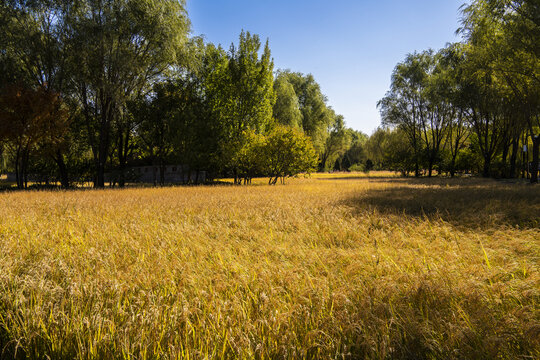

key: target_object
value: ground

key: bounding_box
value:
[0,173,538,359]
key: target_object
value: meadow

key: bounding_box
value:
[0,173,538,359]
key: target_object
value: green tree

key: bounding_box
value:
[234,130,266,185]
[206,31,275,184]
[273,72,303,128]
[341,130,369,170]
[460,0,539,181]
[0,0,79,187]
[378,52,434,177]
[68,0,190,187]
[279,71,336,155]
[320,114,351,171]
[261,126,318,185]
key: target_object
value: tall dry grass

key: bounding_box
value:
[0,175,538,359]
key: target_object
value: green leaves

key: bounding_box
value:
[273,74,302,129]
[205,31,276,178]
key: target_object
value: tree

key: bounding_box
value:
[320,114,351,171]
[384,128,417,176]
[420,50,455,177]
[234,130,266,185]
[278,71,336,155]
[365,128,390,170]
[206,31,275,184]
[69,0,190,187]
[0,0,77,187]
[378,52,431,177]
[0,84,69,188]
[341,130,369,170]
[460,0,540,181]
[437,44,472,177]
[262,126,318,185]
[273,72,302,128]
[131,85,178,186]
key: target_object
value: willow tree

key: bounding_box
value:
[273,71,302,128]
[67,0,190,187]
[378,52,434,177]
[460,0,540,181]
[439,44,472,177]
[0,0,78,186]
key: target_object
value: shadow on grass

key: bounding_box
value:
[342,178,540,229]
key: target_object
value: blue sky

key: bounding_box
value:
[186,0,466,134]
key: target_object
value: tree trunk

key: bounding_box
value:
[483,156,491,178]
[94,98,113,188]
[501,141,510,178]
[160,162,165,186]
[233,169,238,185]
[23,148,30,189]
[118,163,126,188]
[531,135,539,184]
[509,136,519,179]
[117,123,131,188]
[96,142,107,188]
[55,150,70,188]
[15,147,22,189]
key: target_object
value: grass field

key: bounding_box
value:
[0,173,538,359]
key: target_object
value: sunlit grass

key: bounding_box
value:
[0,175,538,359]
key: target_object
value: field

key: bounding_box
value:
[0,173,538,359]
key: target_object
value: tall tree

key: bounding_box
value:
[439,44,472,177]
[378,52,433,177]
[279,71,336,155]
[68,0,189,187]
[0,0,77,186]
[460,0,540,181]
[206,31,275,184]
[273,72,303,128]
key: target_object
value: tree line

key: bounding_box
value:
[0,0,354,189]
[1,0,537,189]
[377,0,539,182]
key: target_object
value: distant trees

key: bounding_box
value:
[277,71,338,157]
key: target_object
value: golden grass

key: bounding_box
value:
[0,175,538,359]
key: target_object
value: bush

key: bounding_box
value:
[349,163,365,172]
[262,126,318,185]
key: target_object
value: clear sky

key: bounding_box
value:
[186,0,466,134]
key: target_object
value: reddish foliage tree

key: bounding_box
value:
[0,84,69,188]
